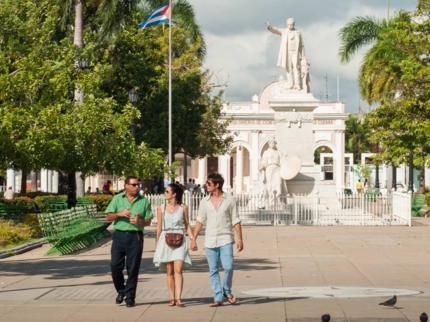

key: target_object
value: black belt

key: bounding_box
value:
[116,230,142,233]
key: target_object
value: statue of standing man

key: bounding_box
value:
[265,18,308,91]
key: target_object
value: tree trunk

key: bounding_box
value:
[74,1,83,49]
[31,171,37,191]
[20,170,27,195]
[419,165,425,194]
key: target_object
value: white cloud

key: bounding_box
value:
[187,0,417,112]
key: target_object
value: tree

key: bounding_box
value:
[0,0,175,194]
[345,115,371,164]
[365,2,430,193]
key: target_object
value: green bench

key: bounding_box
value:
[412,194,426,217]
[37,205,111,256]
[0,202,39,221]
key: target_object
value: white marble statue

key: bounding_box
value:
[258,137,288,208]
[301,58,311,93]
[265,18,306,90]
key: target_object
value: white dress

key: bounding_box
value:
[153,205,192,271]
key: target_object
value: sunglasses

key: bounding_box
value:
[164,190,171,193]
[206,181,213,186]
[128,183,139,187]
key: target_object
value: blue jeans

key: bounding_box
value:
[206,242,234,302]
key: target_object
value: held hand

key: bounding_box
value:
[265,21,270,29]
[191,240,198,251]
[236,240,244,252]
[129,215,139,225]
[120,208,132,218]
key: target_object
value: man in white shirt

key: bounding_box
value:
[191,173,243,307]
[3,186,14,200]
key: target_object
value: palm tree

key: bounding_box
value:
[339,14,410,105]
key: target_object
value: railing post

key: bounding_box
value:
[315,191,319,225]
[361,192,364,226]
[273,190,277,226]
[293,194,298,225]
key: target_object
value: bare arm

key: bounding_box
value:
[234,223,244,252]
[155,206,163,245]
[182,205,193,242]
[191,221,203,251]
[106,208,131,222]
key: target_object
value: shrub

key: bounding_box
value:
[93,195,113,212]
[23,214,42,238]
[0,219,33,247]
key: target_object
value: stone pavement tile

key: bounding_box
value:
[0,303,84,322]
[284,298,344,322]
[66,300,153,322]
[337,298,408,320]
[135,298,214,322]
[0,288,54,301]
[211,298,287,322]
[0,304,22,317]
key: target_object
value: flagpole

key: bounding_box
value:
[168,0,172,169]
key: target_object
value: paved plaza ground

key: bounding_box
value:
[1,219,430,321]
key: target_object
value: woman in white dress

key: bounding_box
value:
[153,183,193,307]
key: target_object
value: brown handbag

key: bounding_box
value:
[163,204,183,248]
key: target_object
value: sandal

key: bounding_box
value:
[209,301,224,307]
[168,299,176,307]
[223,293,237,304]
[176,300,186,307]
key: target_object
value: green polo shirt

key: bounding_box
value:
[105,192,153,231]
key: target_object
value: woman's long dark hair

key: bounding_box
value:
[168,183,183,205]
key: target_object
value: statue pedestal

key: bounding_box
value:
[270,90,338,197]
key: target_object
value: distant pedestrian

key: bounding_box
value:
[3,186,14,200]
[94,187,101,195]
[86,187,92,194]
[103,180,113,195]
[191,173,243,307]
[105,176,153,307]
[356,179,362,195]
[364,179,370,192]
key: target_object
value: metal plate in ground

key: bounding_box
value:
[242,286,422,299]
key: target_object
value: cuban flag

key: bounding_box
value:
[139,2,171,29]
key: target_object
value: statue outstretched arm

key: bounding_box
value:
[265,22,282,36]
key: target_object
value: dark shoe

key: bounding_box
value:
[116,294,125,304]
[126,301,135,307]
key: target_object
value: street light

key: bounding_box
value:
[128,88,139,138]
[375,143,380,189]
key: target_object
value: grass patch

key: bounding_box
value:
[0,238,41,250]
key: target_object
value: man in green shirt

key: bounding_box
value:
[105,176,153,307]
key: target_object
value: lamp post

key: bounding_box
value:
[408,150,414,192]
[391,163,397,191]
[128,88,139,138]
[375,143,380,189]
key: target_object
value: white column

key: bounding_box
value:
[218,155,227,179]
[52,171,59,193]
[197,157,207,185]
[47,170,53,192]
[251,130,260,182]
[225,155,231,191]
[6,168,15,192]
[236,146,244,193]
[335,130,344,193]
[40,169,47,192]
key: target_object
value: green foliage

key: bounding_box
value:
[23,214,42,238]
[0,219,33,247]
[353,164,371,180]
[92,195,113,212]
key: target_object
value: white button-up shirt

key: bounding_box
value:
[197,192,241,248]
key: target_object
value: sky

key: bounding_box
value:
[187,0,417,113]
